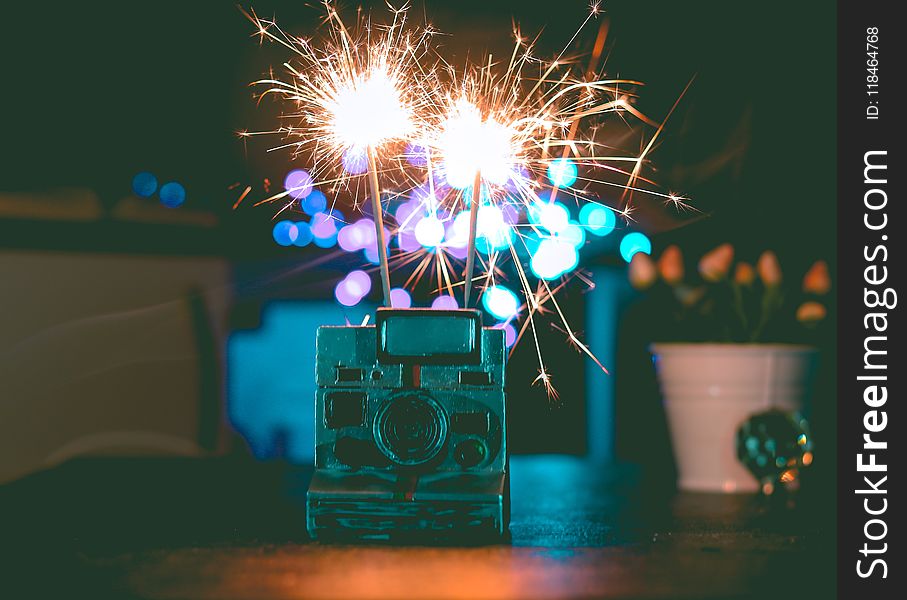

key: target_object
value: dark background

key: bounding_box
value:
[0,1,836,468]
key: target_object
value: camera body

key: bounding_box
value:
[306,308,508,541]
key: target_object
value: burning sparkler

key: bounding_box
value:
[242,2,438,305]
[401,11,687,393]
[435,98,518,305]
[241,2,691,396]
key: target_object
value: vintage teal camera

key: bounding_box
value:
[306,308,508,541]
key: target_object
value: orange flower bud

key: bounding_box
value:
[628,252,657,290]
[757,250,782,287]
[803,260,831,295]
[734,262,756,286]
[698,243,734,282]
[657,245,684,284]
[796,301,827,323]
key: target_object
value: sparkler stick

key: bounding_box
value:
[366,145,392,306]
[463,170,482,307]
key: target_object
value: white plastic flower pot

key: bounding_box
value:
[650,343,818,493]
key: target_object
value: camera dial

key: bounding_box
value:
[373,392,449,466]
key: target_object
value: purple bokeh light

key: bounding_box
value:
[334,269,371,307]
[338,222,369,252]
[335,279,361,306]
[284,169,313,200]
[443,243,468,260]
[342,147,369,175]
[496,322,518,348]
[390,288,412,308]
[311,211,340,239]
[395,199,423,230]
[431,294,459,310]
[363,245,381,264]
[501,202,521,226]
[396,230,422,253]
[346,270,372,297]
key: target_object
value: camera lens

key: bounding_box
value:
[373,393,449,466]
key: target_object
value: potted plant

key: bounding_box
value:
[628,244,831,492]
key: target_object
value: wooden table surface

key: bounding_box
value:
[1,456,834,599]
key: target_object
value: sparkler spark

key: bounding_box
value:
[439,99,516,189]
[329,67,412,150]
[241,2,691,396]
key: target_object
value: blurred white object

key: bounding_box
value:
[651,343,818,493]
[0,251,229,483]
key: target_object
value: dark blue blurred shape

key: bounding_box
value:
[131,171,158,198]
[159,181,186,208]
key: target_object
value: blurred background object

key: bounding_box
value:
[0,248,229,482]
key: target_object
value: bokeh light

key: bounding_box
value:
[336,223,363,251]
[530,238,579,280]
[301,190,327,216]
[354,219,388,263]
[414,215,445,248]
[482,285,520,320]
[131,172,158,198]
[284,169,314,200]
[444,211,470,248]
[500,202,521,226]
[159,182,186,208]
[431,294,459,310]
[334,270,372,307]
[395,198,421,227]
[533,201,570,234]
[291,221,313,247]
[356,219,380,246]
[547,157,578,188]
[272,220,299,247]
[442,217,469,259]
[363,245,381,263]
[342,148,368,175]
[579,203,616,237]
[619,231,652,263]
[389,288,412,308]
[476,204,513,253]
[396,230,422,253]
[443,240,468,260]
[522,229,542,255]
[314,233,338,249]
[499,322,517,348]
[311,211,340,238]
[335,278,362,306]
[558,221,586,249]
[312,212,340,248]
[346,270,372,297]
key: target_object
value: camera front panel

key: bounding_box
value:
[314,310,505,474]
